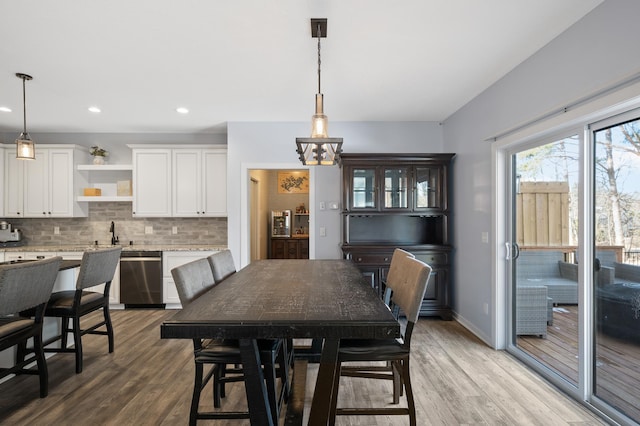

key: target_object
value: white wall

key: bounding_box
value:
[227,121,444,266]
[444,0,640,346]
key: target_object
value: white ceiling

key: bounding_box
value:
[0,0,603,135]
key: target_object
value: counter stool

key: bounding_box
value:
[172,257,287,425]
[0,257,62,397]
[42,247,122,373]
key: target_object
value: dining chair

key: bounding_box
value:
[171,257,287,425]
[0,256,62,398]
[331,256,432,426]
[383,248,416,310]
[207,249,292,392]
[342,247,415,403]
[42,247,122,373]
[206,249,236,283]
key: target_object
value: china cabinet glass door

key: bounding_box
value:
[351,168,377,209]
[383,167,408,209]
[415,166,441,209]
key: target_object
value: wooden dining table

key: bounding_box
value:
[160,259,400,426]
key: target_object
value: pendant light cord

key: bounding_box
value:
[21,76,27,134]
[317,23,322,94]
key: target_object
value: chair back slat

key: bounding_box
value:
[171,258,216,306]
[207,250,236,283]
[383,248,416,306]
[390,257,432,324]
[76,247,122,290]
[0,257,62,315]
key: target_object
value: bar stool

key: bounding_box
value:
[0,257,62,397]
[42,247,122,373]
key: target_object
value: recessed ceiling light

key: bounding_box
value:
[0,106,12,112]
[176,107,189,114]
[88,106,101,113]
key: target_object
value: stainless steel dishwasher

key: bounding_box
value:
[120,250,164,308]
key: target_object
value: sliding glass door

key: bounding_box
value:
[505,111,640,424]
[509,134,581,386]
[592,114,640,422]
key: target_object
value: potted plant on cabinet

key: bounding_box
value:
[90,146,109,165]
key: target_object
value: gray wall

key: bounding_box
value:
[444,0,640,345]
[227,121,445,264]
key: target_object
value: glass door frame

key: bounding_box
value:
[494,97,640,424]
[502,127,590,400]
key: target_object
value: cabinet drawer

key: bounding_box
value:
[351,254,392,265]
[415,252,448,265]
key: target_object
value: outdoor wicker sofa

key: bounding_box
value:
[517,251,578,305]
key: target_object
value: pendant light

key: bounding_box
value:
[296,18,343,166]
[15,73,35,160]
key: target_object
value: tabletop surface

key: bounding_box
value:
[161,259,399,340]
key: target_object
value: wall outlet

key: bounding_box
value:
[319,226,326,237]
[172,226,178,234]
[145,226,153,234]
[483,302,489,315]
[54,226,60,235]
[319,201,326,210]
[481,231,489,243]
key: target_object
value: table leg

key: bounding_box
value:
[309,338,340,426]
[238,338,275,426]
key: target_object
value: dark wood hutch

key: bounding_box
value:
[340,153,455,319]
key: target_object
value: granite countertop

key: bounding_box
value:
[1,244,227,252]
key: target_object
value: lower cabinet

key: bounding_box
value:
[162,250,216,308]
[269,238,309,259]
[342,246,452,319]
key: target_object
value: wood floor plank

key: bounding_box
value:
[0,310,606,425]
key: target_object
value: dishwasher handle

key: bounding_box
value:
[120,257,162,262]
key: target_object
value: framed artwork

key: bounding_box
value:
[278,171,309,194]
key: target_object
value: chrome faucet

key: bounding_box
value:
[110,221,119,245]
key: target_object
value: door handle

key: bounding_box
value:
[505,242,520,260]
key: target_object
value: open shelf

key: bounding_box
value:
[77,196,133,202]
[77,164,133,171]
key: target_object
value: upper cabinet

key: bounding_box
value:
[132,148,172,217]
[172,149,227,217]
[343,155,451,213]
[130,145,227,218]
[4,145,89,218]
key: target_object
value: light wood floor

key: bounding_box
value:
[0,310,606,425]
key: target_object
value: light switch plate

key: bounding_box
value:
[329,202,339,210]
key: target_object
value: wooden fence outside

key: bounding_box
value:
[516,181,571,246]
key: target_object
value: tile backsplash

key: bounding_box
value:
[6,202,227,247]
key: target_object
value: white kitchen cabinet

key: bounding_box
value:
[132,149,172,217]
[202,149,227,216]
[162,250,216,308]
[0,148,4,215]
[4,145,88,218]
[172,148,227,217]
[130,145,226,218]
[4,151,24,217]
